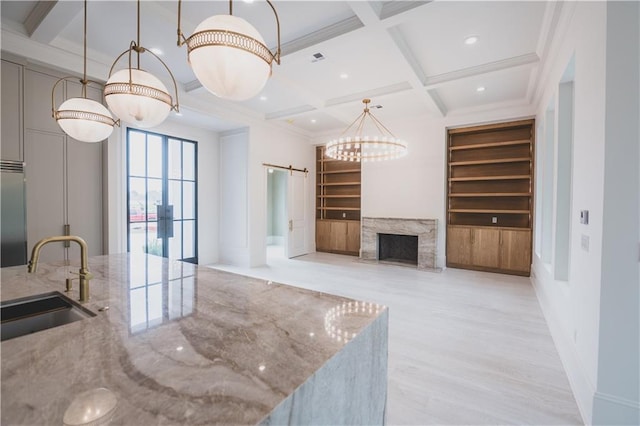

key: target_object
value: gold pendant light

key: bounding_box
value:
[105,0,179,128]
[177,0,281,101]
[52,0,118,143]
[326,99,408,162]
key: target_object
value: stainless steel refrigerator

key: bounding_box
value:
[1,160,27,267]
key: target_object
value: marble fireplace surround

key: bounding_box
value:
[361,217,438,271]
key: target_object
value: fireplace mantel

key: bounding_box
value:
[361,217,438,271]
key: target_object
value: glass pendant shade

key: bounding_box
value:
[187,15,272,101]
[55,97,117,143]
[105,68,172,128]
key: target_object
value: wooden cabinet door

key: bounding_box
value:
[500,229,531,273]
[316,221,331,252]
[471,228,500,268]
[1,60,23,161]
[330,221,348,252]
[346,221,360,254]
[447,226,472,265]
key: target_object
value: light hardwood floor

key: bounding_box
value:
[210,247,583,425]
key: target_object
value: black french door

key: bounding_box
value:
[127,128,198,263]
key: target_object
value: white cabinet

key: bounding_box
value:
[1,60,23,161]
[23,69,104,263]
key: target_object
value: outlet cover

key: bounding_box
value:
[492,216,498,224]
[581,234,589,252]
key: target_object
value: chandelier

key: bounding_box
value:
[326,99,408,162]
[104,0,179,128]
[177,0,281,101]
[52,0,117,143]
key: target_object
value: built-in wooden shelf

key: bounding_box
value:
[317,169,361,174]
[449,157,531,166]
[449,175,531,182]
[449,139,530,151]
[449,193,531,197]
[446,119,535,276]
[316,146,361,255]
[448,209,530,214]
[316,181,361,186]
[317,207,361,211]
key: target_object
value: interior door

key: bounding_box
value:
[286,172,307,258]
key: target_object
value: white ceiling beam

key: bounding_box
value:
[24,1,83,44]
[424,53,540,89]
[347,1,445,117]
[325,82,412,107]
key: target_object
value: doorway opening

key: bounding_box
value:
[266,168,287,262]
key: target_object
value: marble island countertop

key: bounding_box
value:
[1,254,388,425]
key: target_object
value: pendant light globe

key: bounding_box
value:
[55,97,117,143]
[104,68,172,128]
[187,14,272,101]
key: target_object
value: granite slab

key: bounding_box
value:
[1,253,388,425]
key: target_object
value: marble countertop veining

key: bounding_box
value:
[1,253,386,425]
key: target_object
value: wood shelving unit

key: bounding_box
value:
[446,119,535,276]
[315,146,361,256]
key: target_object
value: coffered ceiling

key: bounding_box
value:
[1,1,561,135]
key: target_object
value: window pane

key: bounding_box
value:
[147,134,163,178]
[169,180,182,220]
[183,182,195,219]
[129,178,146,223]
[128,131,146,177]
[183,220,195,258]
[168,221,182,260]
[147,178,162,224]
[183,142,195,180]
[129,223,148,256]
[168,139,182,180]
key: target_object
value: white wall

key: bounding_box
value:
[106,117,220,265]
[531,2,640,424]
[592,2,639,424]
[218,130,250,266]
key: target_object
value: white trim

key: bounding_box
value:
[531,262,592,424]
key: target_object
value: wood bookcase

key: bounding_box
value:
[446,119,534,276]
[316,146,361,255]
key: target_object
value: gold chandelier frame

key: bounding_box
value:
[51,0,118,128]
[105,0,179,112]
[176,0,282,68]
[326,99,408,162]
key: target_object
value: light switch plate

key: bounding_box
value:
[580,210,589,224]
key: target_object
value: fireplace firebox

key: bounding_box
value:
[377,233,418,266]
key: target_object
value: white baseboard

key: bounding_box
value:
[531,264,593,425]
[593,391,640,425]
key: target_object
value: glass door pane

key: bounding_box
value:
[127,130,198,263]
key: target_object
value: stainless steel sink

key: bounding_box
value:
[1,291,96,341]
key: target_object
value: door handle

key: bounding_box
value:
[289,219,293,231]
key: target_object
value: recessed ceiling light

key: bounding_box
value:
[476,86,486,92]
[259,95,267,101]
[149,47,163,55]
[340,73,349,79]
[311,119,317,123]
[243,0,255,3]
[464,36,479,45]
